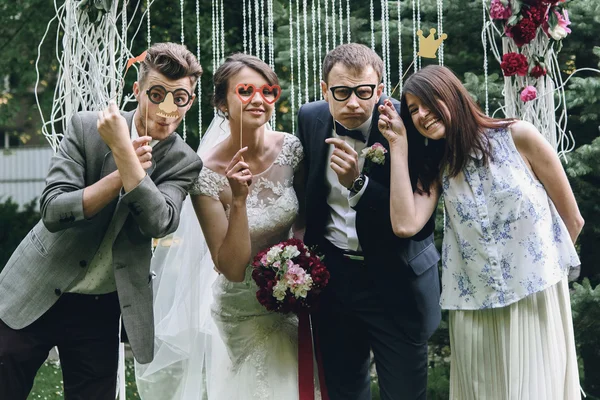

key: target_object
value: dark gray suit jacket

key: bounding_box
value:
[0,110,203,363]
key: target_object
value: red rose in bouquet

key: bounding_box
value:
[251,238,330,314]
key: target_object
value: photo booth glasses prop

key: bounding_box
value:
[146,85,193,107]
[329,84,376,102]
[235,83,281,104]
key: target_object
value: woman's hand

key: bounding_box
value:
[377,99,407,146]
[225,147,253,202]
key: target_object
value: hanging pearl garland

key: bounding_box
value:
[412,0,417,73]
[267,0,276,127]
[481,0,489,116]
[180,0,186,140]
[397,0,402,96]
[146,0,151,48]
[196,0,202,134]
[346,0,351,43]
[256,0,260,57]
[381,0,388,92]
[242,0,252,54]
[324,0,330,54]
[338,0,343,45]
[219,0,224,59]
[317,0,323,99]
[331,0,336,49]
[311,0,318,100]
[303,0,309,104]
[243,0,247,53]
[260,0,265,61]
[417,0,421,69]
[295,0,302,108]
[369,0,375,50]
[437,0,444,65]
[289,0,295,134]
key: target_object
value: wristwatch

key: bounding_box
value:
[349,174,366,194]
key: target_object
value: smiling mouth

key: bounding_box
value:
[156,112,179,119]
[424,119,440,130]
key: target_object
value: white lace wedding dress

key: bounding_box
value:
[188,132,303,399]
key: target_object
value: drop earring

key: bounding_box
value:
[424,137,429,146]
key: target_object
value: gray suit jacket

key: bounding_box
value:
[0,110,203,364]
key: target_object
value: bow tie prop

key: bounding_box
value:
[334,121,366,143]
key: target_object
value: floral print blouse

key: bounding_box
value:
[440,128,579,310]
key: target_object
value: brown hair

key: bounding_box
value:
[138,42,203,88]
[212,53,279,114]
[400,65,515,193]
[322,43,384,83]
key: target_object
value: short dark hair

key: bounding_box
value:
[322,43,384,84]
[212,53,279,114]
[138,42,203,88]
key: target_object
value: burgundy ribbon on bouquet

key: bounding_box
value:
[298,310,329,400]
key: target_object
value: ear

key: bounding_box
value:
[376,82,384,102]
[133,81,141,100]
[321,81,329,102]
[185,94,197,112]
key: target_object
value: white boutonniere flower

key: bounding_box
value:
[361,142,388,173]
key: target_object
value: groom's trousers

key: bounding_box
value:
[316,239,429,400]
[0,292,121,400]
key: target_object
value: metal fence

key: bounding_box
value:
[0,147,53,210]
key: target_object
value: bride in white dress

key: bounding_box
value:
[135,53,306,399]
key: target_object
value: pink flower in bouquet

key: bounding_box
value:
[490,0,512,20]
[520,86,538,102]
[545,9,571,41]
[251,238,329,313]
[500,52,529,77]
[530,64,547,78]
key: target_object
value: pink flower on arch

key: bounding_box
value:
[490,0,512,20]
[520,86,538,102]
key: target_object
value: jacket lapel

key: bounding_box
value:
[362,97,391,175]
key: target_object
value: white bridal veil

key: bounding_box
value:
[134,114,234,400]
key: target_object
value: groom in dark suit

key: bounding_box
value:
[0,43,203,399]
[297,43,441,400]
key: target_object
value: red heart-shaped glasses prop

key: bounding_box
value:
[235,83,282,104]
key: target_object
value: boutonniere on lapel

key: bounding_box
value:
[361,142,388,174]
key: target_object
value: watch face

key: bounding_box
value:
[352,175,365,192]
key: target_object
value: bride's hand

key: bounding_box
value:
[226,147,253,202]
[378,99,407,146]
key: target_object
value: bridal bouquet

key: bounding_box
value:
[251,238,329,314]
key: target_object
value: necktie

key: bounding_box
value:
[334,122,366,143]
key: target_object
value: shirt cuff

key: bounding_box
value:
[348,176,369,207]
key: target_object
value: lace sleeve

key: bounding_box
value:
[278,134,304,172]
[188,168,228,200]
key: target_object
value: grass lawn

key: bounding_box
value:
[28,358,450,399]
[28,359,140,400]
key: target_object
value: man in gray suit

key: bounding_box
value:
[0,42,203,400]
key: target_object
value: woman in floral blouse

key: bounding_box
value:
[378,65,583,400]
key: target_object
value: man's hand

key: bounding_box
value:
[325,137,360,189]
[97,102,131,151]
[133,136,153,170]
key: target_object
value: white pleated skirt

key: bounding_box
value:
[449,278,581,400]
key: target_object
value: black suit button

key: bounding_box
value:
[54,288,62,296]
[79,260,87,267]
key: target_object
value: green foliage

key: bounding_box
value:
[0,197,40,271]
[570,278,600,398]
[564,136,600,284]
